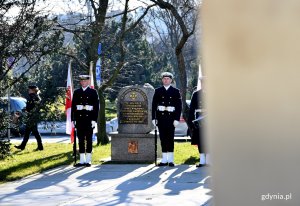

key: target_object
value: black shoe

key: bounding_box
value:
[74,163,85,167]
[196,164,206,167]
[34,147,44,151]
[85,163,91,167]
[14,145,25,150]
[157,162,168,166]
[168,162,175,167]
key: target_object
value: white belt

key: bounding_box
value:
[157,106,175,112]
[76,105,93,111]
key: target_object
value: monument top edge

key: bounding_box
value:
[122,83,154,90]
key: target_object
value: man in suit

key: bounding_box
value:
[152,72,182,167]
[71,75,99,167]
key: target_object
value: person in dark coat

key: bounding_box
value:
[15,85,43,151]
[188,89,207,167]
[152,72,182,167]
[71,75,99,167]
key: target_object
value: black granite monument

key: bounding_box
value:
[110,84,161,162]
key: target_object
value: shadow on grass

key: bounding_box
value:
[183,156,199,165]
[0,151,73,183]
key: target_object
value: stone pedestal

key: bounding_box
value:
[111,132,161,162]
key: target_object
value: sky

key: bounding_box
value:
[36,0,152,15]
[6,0,153,19]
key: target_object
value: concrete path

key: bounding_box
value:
[0,164,212,206]
[6,131,212,205]
[10,135,71,144]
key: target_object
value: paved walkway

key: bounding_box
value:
[5,134,212,205]
[0,164,212,206]
[10,134,71,144]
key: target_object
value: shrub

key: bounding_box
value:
[0,106,10,160]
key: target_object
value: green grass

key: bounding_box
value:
[174,142,199,165]
[0,142,198,184]
[0,143,111,184]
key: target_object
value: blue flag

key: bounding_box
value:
[96,58,101,87]
[97,43,102,55]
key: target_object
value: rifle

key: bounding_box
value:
[154,111,157,166]
[73,127,77,166]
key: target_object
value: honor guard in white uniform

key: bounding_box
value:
[188,76,209,167]
[152,72,182,167]
[71,75,99,167]
[188,89,207,167]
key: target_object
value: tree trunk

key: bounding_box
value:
[88,0,109,145]
[89,0,152,145]
[177,52,187,119]
[97,88,109,145]
[151,0,197,120]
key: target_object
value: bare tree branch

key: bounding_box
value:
[101,0,129,90]
[125,4,156,34]
[106,6,143,19]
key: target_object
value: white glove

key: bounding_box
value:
[152,119,157,127]
[158,106,165,111]
[72,121,76,128]
[91,121,96,128]
[173,120,179,127]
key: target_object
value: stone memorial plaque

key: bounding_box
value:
[117,84,155,134]
[119,88,148,124]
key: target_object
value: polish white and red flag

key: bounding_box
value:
[65,61,75,143]
[89,61,95,89]
[89,61,98,135]
[197,64,203,91]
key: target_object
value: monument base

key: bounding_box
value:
[110,131,162,162]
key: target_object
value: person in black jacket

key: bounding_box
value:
[15,85,43,151]
[71,75,99,167]
[188,89,207,167]
[152,72,182,167]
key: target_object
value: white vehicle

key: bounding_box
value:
[174,100,190,137]
[106,117,118,134]
[0,97,27,137]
